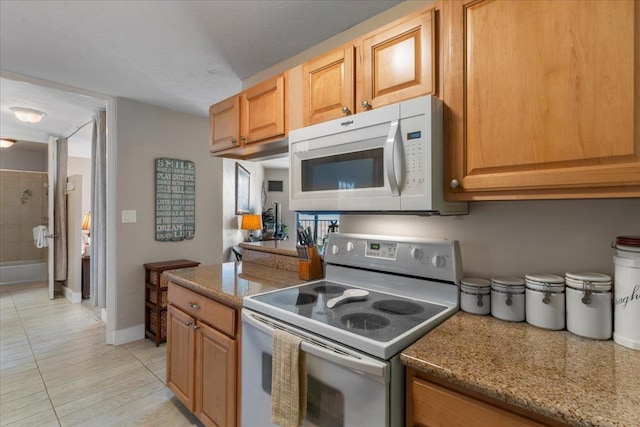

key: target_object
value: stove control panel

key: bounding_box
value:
[325,233,463,284]
[365,241,397,260]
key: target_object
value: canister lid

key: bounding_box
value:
[460,278,491,288]
[491,276,525,286]
[525,274,564,284]
[565,272,611,291]
[615,235,640,252]
[525,274,565,291]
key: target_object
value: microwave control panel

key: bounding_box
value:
[401,115,427,195]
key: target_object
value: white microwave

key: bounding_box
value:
[289,95,468,215]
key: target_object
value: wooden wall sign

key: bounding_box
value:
[155,158,195,241]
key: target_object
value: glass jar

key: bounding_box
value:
[565,272,612,340]
[525,274,565,330]
[491,277,525,322]
[460,278,491,315]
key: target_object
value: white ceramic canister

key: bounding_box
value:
[613,236,640,350]
[525,274,565,330]
[460,278,491,315]
[491,277,526,322]
[565,272,612,340]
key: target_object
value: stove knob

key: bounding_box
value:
[432,255,446,268]
[346,241,355,252]
[410,247,424,260]
[330,244,340,255]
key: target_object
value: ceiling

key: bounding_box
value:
[0,1,402,160]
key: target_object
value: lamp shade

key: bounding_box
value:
[241,214,261,231]
[81,212,91,232]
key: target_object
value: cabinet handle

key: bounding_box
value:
[185,321,192,327]
[450,179,460,189]
[361,100,371,110]
[189,303,201,310]
[240,135,246,143]
[193,325,200,331]
[231,138,237,145]
[341,106,351,115]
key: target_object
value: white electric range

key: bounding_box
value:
[241,233,462,427]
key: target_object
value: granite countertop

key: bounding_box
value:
[401,312,639,427]
[239,240,298,257]
[163,261,305,308]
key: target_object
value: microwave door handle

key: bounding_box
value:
[385,120,401,196]
[243,310,387,381]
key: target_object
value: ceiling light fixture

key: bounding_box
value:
[10,107,46,124]
[0,138,16,148]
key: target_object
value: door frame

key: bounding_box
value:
[2,70,117,345]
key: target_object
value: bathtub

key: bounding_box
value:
[0,260,48,286]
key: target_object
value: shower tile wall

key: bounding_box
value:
[0,171,48,262]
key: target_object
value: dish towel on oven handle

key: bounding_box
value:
[271,329,307,427]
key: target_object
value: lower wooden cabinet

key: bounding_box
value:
[406,368,562,427]
[167,282,238,427]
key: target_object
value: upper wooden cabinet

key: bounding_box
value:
[360,7,436,112]
[302,7,436,126]
[210,73,288,159]
[302,44,356,126]
[443,0,640,200]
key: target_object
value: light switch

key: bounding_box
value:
[122,210,137,223]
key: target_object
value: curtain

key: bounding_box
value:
[54,137,68,282]
[90,110,107,308]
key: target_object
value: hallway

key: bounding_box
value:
[0,283,202,426]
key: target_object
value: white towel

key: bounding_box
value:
[33,225,49,248]
[271,329,307,427]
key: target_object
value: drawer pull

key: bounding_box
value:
[193,325,200,331]
[185,321,192,327]
[189,303,201,310]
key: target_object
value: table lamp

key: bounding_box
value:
[81,211,91,255]
[241,214,262,242]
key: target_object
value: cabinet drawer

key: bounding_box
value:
[410,377,543,427]
[168,283,236,338]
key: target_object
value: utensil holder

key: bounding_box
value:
[298,246,323,280]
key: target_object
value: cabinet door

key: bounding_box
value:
[408,376,543,427]
[443,0,640,200]
[303,44,356,126]
[195,321,237,427]
[241,74,286,144]
[209,95,240,153]
[167,305,196,411]
[360,7,436,112]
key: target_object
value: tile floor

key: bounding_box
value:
[0,283,203,426]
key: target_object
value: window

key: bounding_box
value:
[296,213,339,246]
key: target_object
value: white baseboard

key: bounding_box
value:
[63,286,82,304]
[112,323,145,346]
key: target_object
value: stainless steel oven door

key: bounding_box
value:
[241,309,390,427]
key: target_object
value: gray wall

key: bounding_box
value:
[0,144,47,172]
[115,98,224,332]
[67,156,91,219]
[341,199,640,279]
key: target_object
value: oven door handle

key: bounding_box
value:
[243,310,388,381]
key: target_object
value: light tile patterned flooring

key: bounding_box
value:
[0,283,203,426]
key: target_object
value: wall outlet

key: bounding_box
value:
[121,210,137,223]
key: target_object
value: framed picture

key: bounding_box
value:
[235,163,250,214]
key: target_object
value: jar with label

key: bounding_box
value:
[525,274,565,330]
[565,272,612,340]
[491,277,525,322]
[460,278,491,315]
[613,235,640,350]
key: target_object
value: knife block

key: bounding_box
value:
[298,246,324,281]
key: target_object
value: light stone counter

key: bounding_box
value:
[401,312,639,427]
[163,261,305,308]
